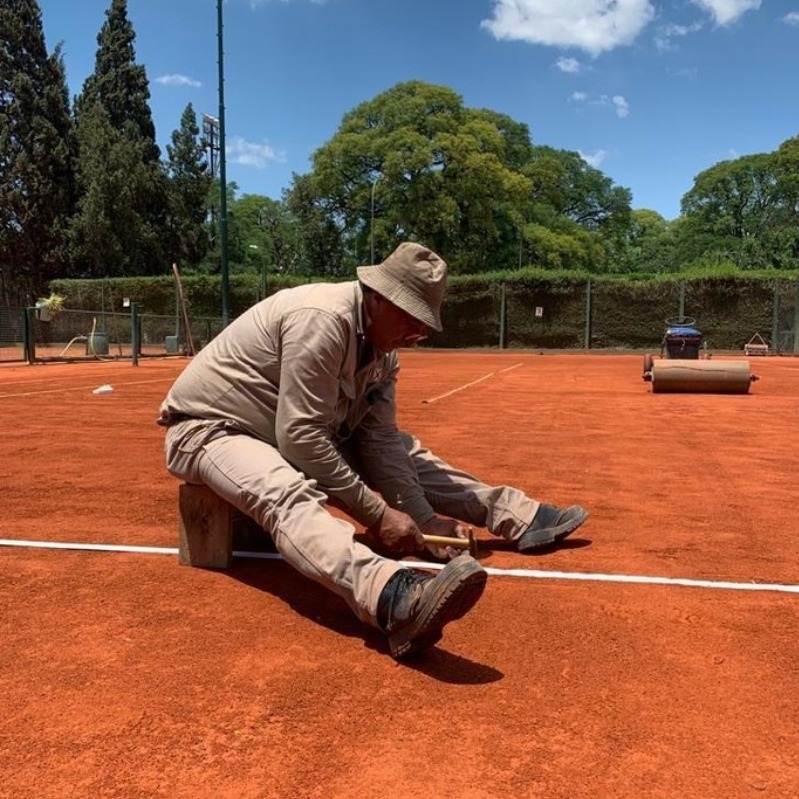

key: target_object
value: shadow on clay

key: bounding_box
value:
[225,555,503,680]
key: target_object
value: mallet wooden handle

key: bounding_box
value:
[421,527,477,556]
[421,534,471,549]
[398,494,478,556]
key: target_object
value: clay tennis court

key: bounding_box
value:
[2,351,798,798]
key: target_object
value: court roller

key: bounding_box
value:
[644,359,758,394]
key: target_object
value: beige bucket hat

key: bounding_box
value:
[357,242,447,332]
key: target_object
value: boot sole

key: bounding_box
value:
[388,557,488,660]
[517,506,588,552]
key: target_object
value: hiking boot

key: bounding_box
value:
[517,503,588,553]
[377,554,487,659]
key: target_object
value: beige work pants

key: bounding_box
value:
[164,420,538,628]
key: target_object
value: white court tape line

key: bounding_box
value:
[497,363,523,374]
[2,538,798,595]
[0,377,176,399]
[0,539,181,555]
[422,362,524,404]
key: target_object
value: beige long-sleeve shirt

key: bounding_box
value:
[158,281,435,528]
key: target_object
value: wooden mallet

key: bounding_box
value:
[421,527,477,557]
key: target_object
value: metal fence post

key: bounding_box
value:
[23,307,35,364]
[131,302,140,367]
[794,279,799,355]
[499,283,506,349]
[584,277,592,350]
[771,279,780,354]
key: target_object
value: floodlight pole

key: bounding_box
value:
[370,174,381,265]
[217,0,230,326]
[249,244,267,300]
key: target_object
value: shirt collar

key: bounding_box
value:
[354,281,366,338]
[355,281,375,369]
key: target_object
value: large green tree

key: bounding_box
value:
[70,0,168,276]
[616,209,677,273]
[678,148,799,269]
[681,154,779,238]
[284,172,346,276]
[0,0,73,304]
[287,80,637,275]
[521,146,632,271]
[298,80,531,273]
[232,194,301,281]
[767,135,799,268]
[526,146,631,231]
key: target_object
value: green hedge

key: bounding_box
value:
[50,269,799,352]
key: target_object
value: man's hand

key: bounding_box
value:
[368,505,425,553]
[419,516,471,561]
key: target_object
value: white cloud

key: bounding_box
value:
[655,21,704,51]
[666,65,699,79]
[227,136,285,168]
[155,74,202,88]
[481,0,656,56]
[569,92,629,118]
[579,149,608,168]
[612,95,630,118]
[783,11,799,25]
[555,56,581,73]
[691,0,761,26]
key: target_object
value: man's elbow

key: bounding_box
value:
[276,425,326,471]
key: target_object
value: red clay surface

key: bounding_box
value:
[1,352,798,799]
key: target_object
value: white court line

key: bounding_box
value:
[0,377,175,399]
[2,538,798,595]
[422,362,523,404]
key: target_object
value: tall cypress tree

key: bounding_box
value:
[165,103,212,269]
[0,0,73,305]
[75,0,159,157]
[71,0,168,277]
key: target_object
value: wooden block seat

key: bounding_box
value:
[178,483,275,568]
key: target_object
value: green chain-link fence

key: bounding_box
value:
[3,276,798,363]
[0,307,227,364]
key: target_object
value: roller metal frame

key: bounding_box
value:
[643,315,705,379]
[642,316,759,393]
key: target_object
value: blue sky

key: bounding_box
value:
[37,0,799,221]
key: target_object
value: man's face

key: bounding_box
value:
[366,295,429,353]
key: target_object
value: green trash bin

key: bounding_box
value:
[165,335,180,354]
[86,331,109,356]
